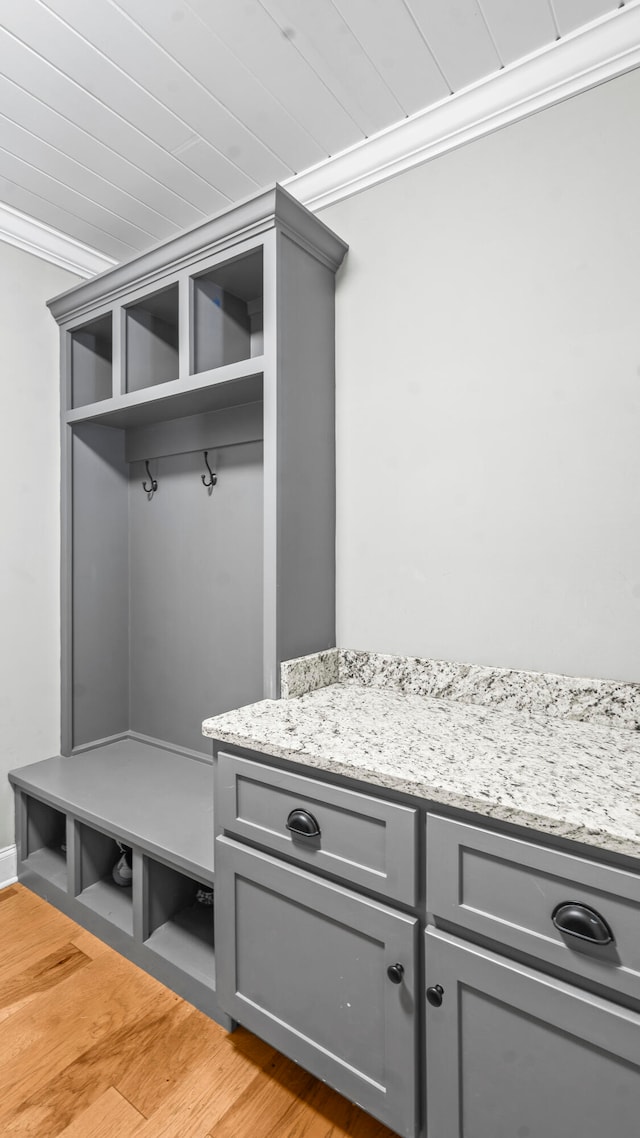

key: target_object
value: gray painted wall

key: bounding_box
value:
[0,242,80,851]
[321,67,640,683]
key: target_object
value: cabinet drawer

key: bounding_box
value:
[217,752,417,904]
[427,815,640,1001]
[425,928,640,1138]
[216,836,418,1138]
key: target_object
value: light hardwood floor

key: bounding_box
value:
[0,884,396,1137]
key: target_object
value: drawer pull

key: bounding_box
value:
[427,984,444,1007]
[387,963,405,985]
[286,808,321,838]
[552,902,614,945]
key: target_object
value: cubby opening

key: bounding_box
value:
[23,797,67,890]
[126,283,179,392]
[145,859,215,986]
[77,823,133,934]
[71,313,112,408]
[71,404,264,756]
[192,248,263,375]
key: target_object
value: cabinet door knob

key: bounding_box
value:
[427,984,444,1007]
[551,902,614,945]
[286,808,321,838]
[387,963,404,984]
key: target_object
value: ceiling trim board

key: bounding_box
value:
[285,1,640,211]
[0,200,116,278]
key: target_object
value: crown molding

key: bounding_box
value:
[286,1,640,212]
[0,201,116,279]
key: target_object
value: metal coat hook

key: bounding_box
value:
[142,460,158,495]
[201,451,217,489]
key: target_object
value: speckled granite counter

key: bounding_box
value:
[203,660,640,861]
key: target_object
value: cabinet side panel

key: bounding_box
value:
[275,233,336,665]
[72,424,129,746]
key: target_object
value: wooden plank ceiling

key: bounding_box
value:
[0,0,621,261]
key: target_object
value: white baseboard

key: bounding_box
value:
[0,845,18,890]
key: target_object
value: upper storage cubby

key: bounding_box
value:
[126,283,179,392]
[71,313,112,408]
[192,248,263,375]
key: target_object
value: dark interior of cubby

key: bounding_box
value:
[126,283,179,392]
[71,401,264,757]
[192,248,263,375]
[24,797,67,889]
[71,313,112,408]
[77,822,133,934]
[145,859,215,986]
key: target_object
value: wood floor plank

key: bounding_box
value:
[208,1051,319,1138]
[0,887,18,903]
[0,942,90,1025]
[115,1005,225,1117]
[128,1027,276,1138]
[2,995,187,1135]
[0,956,178,1130]
[53,1086,144,1138]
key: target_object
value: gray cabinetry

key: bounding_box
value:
[215,835,418,1138]
[425,928,640,1138]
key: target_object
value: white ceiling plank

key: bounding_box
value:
[0,99,176,242]
[186,0,362,155]
[552,0,618,36]
[479,0,558,64]
[333,0,449,114]
[0,146,155,251]
[0,75,204,235]
[0,27,225,218]
[2,2,189,152]
[0,178,137,261]
[40,0,289,189]
[115,0,327,173]
[258,0,406,136]
[405,0,502,89]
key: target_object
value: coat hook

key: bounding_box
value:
[142,460,158,494]
[201,451,217,489]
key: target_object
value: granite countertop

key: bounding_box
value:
[202,651,640,861]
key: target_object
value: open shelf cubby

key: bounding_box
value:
[70,313,112,409]
[22,795,68,891]
[77,822,133,935]
[145,859,215,988]
[126,282,179,392]
[192,248,263,375]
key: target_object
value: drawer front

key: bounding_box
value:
[427,815,640,1001]
[216,836,418,1138]
[217,752,417,904]
[425,928,640,1138]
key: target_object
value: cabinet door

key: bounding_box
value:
[425,928,640,1138]
[216,836,418,1138]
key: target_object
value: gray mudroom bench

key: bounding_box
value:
[9,185,347,1031]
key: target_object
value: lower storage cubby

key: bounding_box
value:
[144,859,215,988]
[22,792,67,887]
[22,796,68,891]
[76,822,133,935]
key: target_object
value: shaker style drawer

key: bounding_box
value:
[426,815,640,1001]
[216,752,417,905]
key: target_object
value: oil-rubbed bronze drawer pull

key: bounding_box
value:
[552,902,614,945]
[286,808,321,838]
